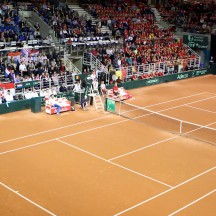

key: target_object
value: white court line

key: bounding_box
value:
[168,188,216,216]
[114,166,216,216]
[1,95,216,156]
[0,92,208,144]
[123,95,216,116]
[145,92,209,108]
[148,95,216,113]
[0,115,111,144]
[109,120,216,162]
[57,139,173,188]
[0,119,129,155]
[184,121,216,136]
[109,136,179,161]
[0,182,56,216]
[186,105,216,114]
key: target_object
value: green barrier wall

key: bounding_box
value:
[0,68,214,114]
[106,69,210,90]
[0,91,75,114]
[0,99,32,114]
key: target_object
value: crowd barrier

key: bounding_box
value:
[106,69,210,90]
[0,68,214,114]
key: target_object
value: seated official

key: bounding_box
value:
[5,89,14,107]
[5,90,14,102]
[49,94,61,115]
[24,89,33,99]
[31,89,39,98]
[113,82,119,96]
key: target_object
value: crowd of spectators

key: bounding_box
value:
[157,0,216,34]
[0,49,76,89]
[83,0,198,73]
[0,1,38,45]
[34,0,110,42]
[0,0,204,95]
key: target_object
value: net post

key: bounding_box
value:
[180,121,182,135]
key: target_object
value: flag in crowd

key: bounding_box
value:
[5,67,11,78]
[22,48,31,57]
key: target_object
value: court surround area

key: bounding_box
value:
[0,75,216,216]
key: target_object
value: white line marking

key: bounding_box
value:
[109,136,179,161]
[145,92,209,108]
[0,92,208,144]
[114,166,216,216]
[186,105,216,114]
[0,182,56,216]
[0,119,129,155]
[109,120,216,162]
[183,121,216,136]
[168,188,216,216]
[0,115,111,144]
[1,96,216,156]
[147,95,216,113]
[57,139,172,188]
[1,107,179,155]
[186,96,216,105]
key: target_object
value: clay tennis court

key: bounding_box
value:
[0,74,216,216]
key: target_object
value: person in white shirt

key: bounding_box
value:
[19,62,27,76]
[49,87,57,96]
[5,90,14,107]
[74,81,81,92]
[31,89,39,98]
[49,94,61,115]
[24,89,33,99]
[90,71,97,81]
[5,90,14,102]
[40,89,46,97]
[92,79,99,92]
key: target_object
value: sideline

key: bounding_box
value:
[0,182,56,216]
[168,188,216,216]
[114,166,216,216]
[0,92,211,145]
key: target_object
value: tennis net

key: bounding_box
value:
[117,101,216,145]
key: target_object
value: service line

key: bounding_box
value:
[114,166,216,216]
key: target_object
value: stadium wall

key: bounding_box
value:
[0,68,215,114]
[106,68,212,90]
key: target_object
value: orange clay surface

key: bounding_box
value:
[0,74,216,216]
